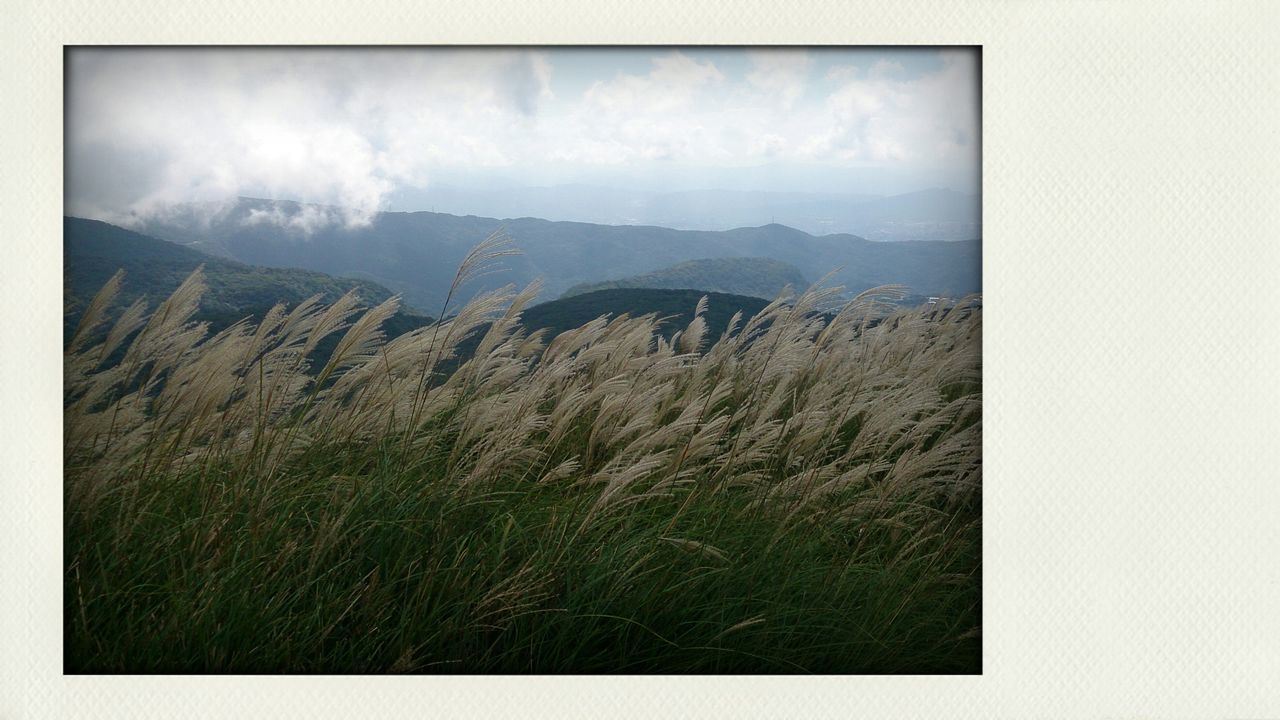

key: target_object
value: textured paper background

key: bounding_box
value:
[2,1,1278,717]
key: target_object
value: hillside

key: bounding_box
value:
[521,288,771,342]
[65,217,404,321]
[560,257,807,301]
[64,217,430,351]
[127,197,982,313]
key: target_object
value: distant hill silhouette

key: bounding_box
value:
[560,257,807,301]
[382,183,981,241]
[521,288,770,342]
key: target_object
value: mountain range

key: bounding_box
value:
[128,197,981,313]
[64,217,776,368]
[382,184,981,242]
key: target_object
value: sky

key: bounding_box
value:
[66,47,981,228]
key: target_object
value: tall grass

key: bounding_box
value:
[64,237,982,673]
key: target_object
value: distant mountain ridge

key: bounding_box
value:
[127,197,981,313]
[383,184,980,241]
[64,216,775,374]
[561,257,808,301]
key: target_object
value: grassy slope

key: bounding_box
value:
[64,268,981,674]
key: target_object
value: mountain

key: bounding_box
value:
[65,216,940,382]
[383,184,980,241]
[560,257,808,301]
[127,198,981,313]
[63,216,423,342]
[64,216,773,376]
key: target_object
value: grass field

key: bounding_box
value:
[64,236,982,673]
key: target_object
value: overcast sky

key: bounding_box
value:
[66,47,980,227]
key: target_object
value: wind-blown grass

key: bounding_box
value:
[64,235,982,674]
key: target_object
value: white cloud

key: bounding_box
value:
[243,204,345,234]
[65,48,980,229]
[543,52,731,165]
[745,49,811,108]
[582,51,724,115]
[804,50,979,174]
[67,49,555,229]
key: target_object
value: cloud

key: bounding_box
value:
[805,49,979,176]
[242,204,345,234]
[65,48,980,228]
[745,50,811,108]
[536,51,736,166]
[66,49,554,229]
[582,51,724,116]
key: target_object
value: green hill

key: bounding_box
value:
[560,257,807,301]
[519,288,771,342]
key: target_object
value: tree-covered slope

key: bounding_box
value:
[520,288,771,341]
[560,257,808,301]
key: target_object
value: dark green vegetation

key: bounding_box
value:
[129,197,981,311]
[561,257,808,301]
[66,447,980,674]
[525,288,770,340]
